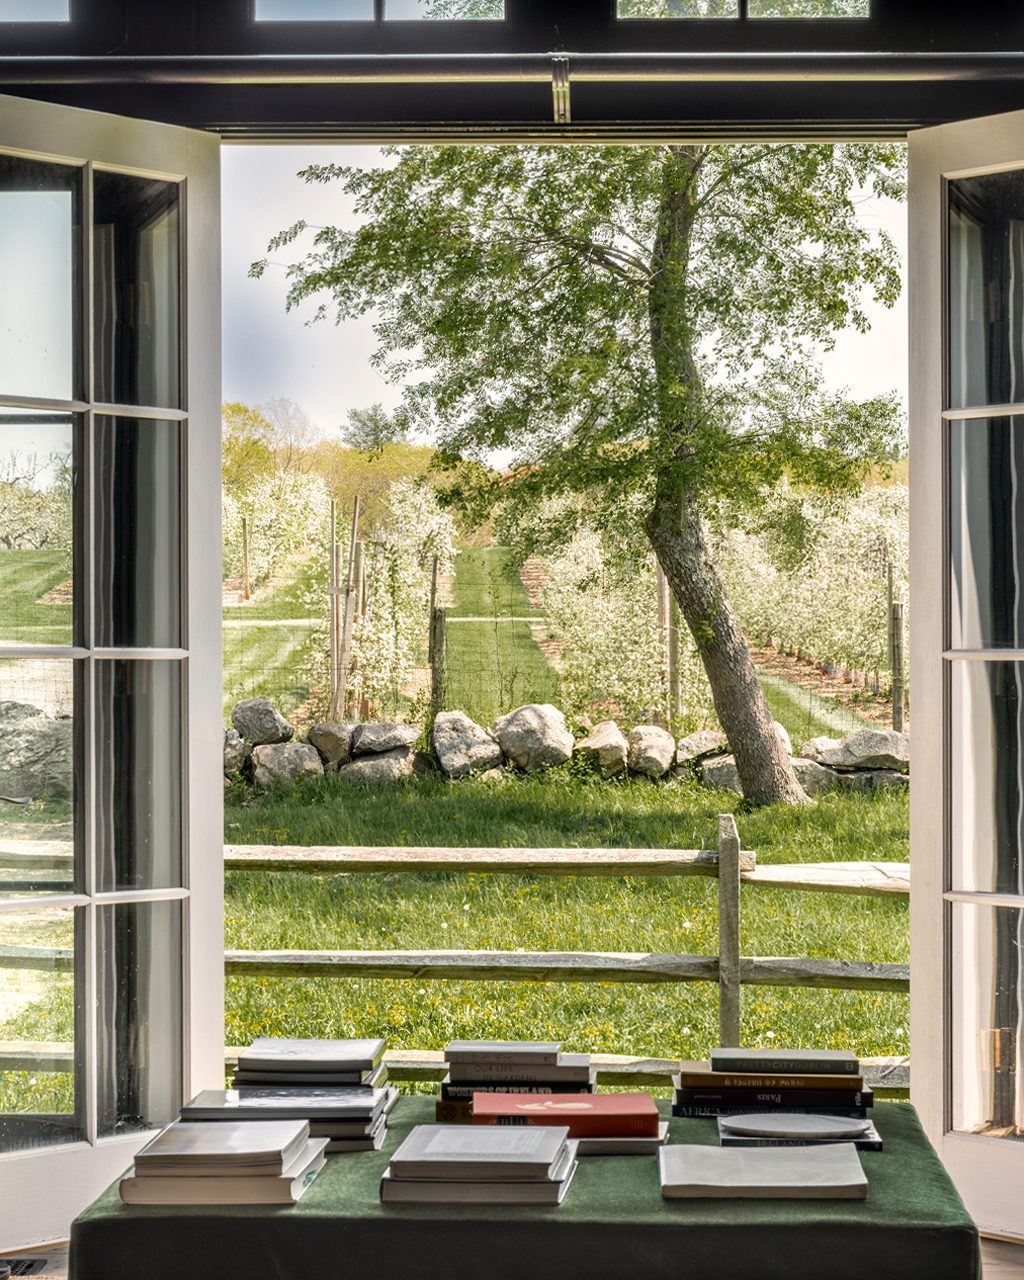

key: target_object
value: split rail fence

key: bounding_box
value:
[0,815,910,1094]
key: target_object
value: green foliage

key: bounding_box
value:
[255,142,904,531]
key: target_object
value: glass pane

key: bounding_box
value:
[0,905,80,1152]
[951,661,1024,895]
[949,417,1024,650]
[0,659,75,899]
[748,0,868,13]
[0,155,80,402]
[96,900,181,1137]
[0,1,69,17]
[0,409,77,648]
[94,661,182,891]
[617,0,738,14]
[953,902,1024,1140]
[93,172,180,409]
[385,0,504,16]
[950,171,1024,410]
[94,417,182,648]
[254,0,373,17]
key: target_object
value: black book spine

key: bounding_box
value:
[675,1087,872,1108]
[441,1083,593,1100]
[709,1055,859,1076]
[719,1134,883,1152]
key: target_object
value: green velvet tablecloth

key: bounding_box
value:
[70,1099,981,1280]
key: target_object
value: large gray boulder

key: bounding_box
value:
[336,746,428,784]
[808,728,910,772]
[351,722,420,756]
[223,728,251,775]
[676,729,728,765]
[0,701,72,798]
[433,711,503,779]
[251,741,324,789]
[231,697,294,746]
[834,768,910,794]
[702,754,838,797]
[799,736,841,764]
[575,720,629,779]
[627,725,676,779]
[308,721,356,770]
[492,704,574,773]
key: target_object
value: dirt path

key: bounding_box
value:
[751,646,905,732]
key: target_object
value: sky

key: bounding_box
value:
[221,144,909,444]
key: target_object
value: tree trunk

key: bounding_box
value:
[644,144,807,807]
[646,486,807,806]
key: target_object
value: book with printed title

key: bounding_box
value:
[472,1092,660,1138]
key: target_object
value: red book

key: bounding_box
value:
[471,1092,660,1137]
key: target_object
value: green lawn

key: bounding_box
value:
[223,772,909,1064]
[444,547,560,725]
[0,548,71,645]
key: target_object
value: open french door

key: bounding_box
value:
[910,111,1024,1239]
[0,94,223,1248]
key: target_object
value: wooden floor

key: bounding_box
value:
[3,1238,1024,1276]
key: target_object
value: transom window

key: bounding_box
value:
[253,0,505,21]
[617,0,869,17]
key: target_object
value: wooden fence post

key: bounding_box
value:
[431,606,447,714]
[241,514,250,601]
[331,498,361,720]
[891,600,906,732]
[329,499,337,698]
[717,813,742,1048]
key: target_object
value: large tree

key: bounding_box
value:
[253,143,904,804]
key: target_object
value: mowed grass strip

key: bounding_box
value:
[447,546,544,618]
[224,772,909,1062]
[0,549,72,644]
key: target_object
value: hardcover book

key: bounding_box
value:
[237,1037,385,1073]
[447,1056,593,1085]
[709,1048,860,1076]
[675,1086,872,1109]
[380,1144,578,1205]
[388,1123,570,1181]
[442,1078,595,1099]
[675,1065,864,1092]
[121,1139,327,1204]
[233,1063,388,1088]
[575,1122,669,1155]
[181,1086,394,1122]
[717,1116,884,1152]
[472,1093,661,1138]
[133,1120,310,1175]
[659,1141,868,1200]
[444,1040,563,1067]
[672,1104,869,1120]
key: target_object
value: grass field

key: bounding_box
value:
[0,548,71,645]
[222,770,910,1064]
[444,547,561,725]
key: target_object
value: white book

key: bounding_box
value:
[388,1123,570,1181]
[447,1055,593,1085]
[380,1145,578,1205]
[181,1086,393,1124]
[444,1041,562,1067]
[238,1037,385,1073]
[120,1139,327,1205]
[133,1120,309,1175]
[659,1142,868,1200]
[577,1123,669,1156]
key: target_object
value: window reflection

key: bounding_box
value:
[953,903,1024,1141]
[0,410,76,648]
[94,417,182,649]
[618,1,738,15]
[254,0,373,17]
[94,172,180,409]
[950,172,1024,410]
[0,906,80,1153]
[0,0,69,17]
[0,155,80,402]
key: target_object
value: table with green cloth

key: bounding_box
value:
[70,1098,981,1280]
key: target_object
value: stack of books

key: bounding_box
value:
[181,1083,398,1153]
[436,1040,595,1123]
[233,1037,388,1091]
[659,1142,868,1201]
[380,1123,579,1205]
[226,1037,396,1150]
[119,1119,327,1205]
[672,1048,882,1152]
[472,1091,668,1155]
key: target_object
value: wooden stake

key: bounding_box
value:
[241,514,250,601]
[332,497,361,720]
[717,813,742,1048]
